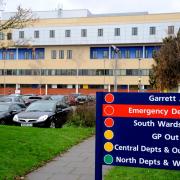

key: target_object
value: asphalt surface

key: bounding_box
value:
[26,136,110,180]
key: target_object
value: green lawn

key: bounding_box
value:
[0,125,94,180]
[105,166,180,180]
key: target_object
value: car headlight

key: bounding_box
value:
[13,115,19,122]
[37,115,48,122]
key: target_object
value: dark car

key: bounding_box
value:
[0,102,25,125]
[13,100,72,128]
[76,95,88,104]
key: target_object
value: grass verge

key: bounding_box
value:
[0,125,94,180]
[105,166,180,180]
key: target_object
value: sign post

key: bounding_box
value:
[95,92,180,180]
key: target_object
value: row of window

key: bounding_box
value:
[0,69,150,76]
[16,25,175,39]
[51,50,72,59]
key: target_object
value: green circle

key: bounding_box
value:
[104,154,113,164]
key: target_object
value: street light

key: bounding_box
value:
[111,45,119,92]
[138,58,141,92]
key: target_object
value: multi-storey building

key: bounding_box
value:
[0,9,180,94]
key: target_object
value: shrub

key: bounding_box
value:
[66,103,96,127]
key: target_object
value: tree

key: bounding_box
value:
[149,30,180,91]
[0,6,35,32]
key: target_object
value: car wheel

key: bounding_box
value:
[49,121,56,128]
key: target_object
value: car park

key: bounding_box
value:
[0,102,25,125]
[13,100,72,128]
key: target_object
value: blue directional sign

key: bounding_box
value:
[95,92,180,180]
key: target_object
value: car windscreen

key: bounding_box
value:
[25,102,55,112]
[0,104,10,111]
[51,96,64,101]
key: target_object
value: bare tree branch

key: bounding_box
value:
[0,6,37,32]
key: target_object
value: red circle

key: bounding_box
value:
[105,93,114,103]
[104,118,114,127]
[104,106,114,116]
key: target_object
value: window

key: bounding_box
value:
[114,28,120,36]
[132,27,138,36]
[103,51,109,58]
[125,50,130,58]
[135,50,141,58]
[149,27,156,35]
[59,50,64,59]
[92,51,98,59]
[9,52,15,60]
[0,32,5,40]
[37,51,44,59]
[49,30,55,38]
[7,33,12,40]
[168,26,174,35]
[19,31,24,38]
[65,30,71,37]
[51,50,57,59]
[67,50,72,59]
[81,29,87,37]
[98,29,103,37]
[2,52,7,60]
[24,52,29,59]
[34,30,39,38]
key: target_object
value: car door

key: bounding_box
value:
[8,104,22,124]
[55,103,70,127]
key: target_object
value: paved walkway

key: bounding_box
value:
[26,136,110,180]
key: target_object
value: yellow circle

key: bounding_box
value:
[104,142,113,152]
[104,130,114,140]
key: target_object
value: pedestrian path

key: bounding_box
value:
[26,136,110,180]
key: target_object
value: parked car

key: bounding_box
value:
[0,96,26,107]
[76,95,88,104]
[13,100,72,128]
[0,102,25,125]
[23,95,52,106]
[50,95,69,104]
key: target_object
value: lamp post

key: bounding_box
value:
[111,45,119,92]
[138,58,141,92]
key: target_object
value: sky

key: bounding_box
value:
[2,0,180,14]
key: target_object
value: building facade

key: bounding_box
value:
[0,9,180,94]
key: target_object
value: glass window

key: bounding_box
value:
[114,28,120,36]
[9,52,15,60]
[19,31,24,38]
[2,52,7,60]
[132,27,138,36]
[65,30,71,37]
[24,52,29,59]
[67,50,72,59]
[92,51,97,59]
[51,50,56,59]
[98,29,103,37]
[0,32,5,40]
[103,51,108,58]
[135,50,141,58]
[81,29,87,37]
[7,33,12,40]
[168,26,174,35]
[49,30,55,38]
[34,30,39,38]
[125,50,130,58]
[59,50,64,59]
[149,27,156,35]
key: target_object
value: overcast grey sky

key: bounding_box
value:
[3,0,180,14]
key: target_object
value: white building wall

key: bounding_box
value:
[12,21,180,46]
